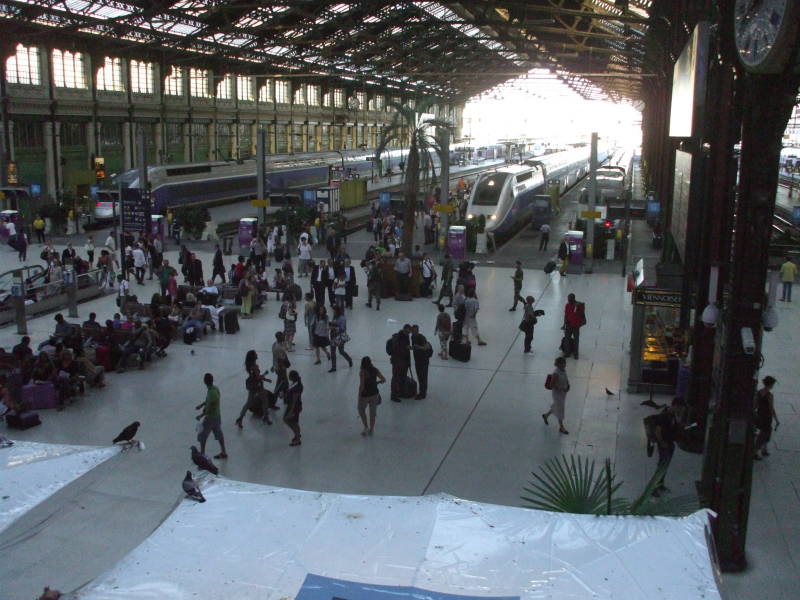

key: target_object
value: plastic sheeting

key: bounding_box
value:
[0,440,117,534]
[77,479,720,600]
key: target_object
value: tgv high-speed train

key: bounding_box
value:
[465,146,611,238]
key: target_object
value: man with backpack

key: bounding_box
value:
[563,293,585,359]
[387,324,411,402]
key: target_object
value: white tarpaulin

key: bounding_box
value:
[77,478,720,600]
[0,440,117,534]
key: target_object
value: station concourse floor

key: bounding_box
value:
[0,221,798,599]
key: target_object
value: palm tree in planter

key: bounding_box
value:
[376,98,452,254]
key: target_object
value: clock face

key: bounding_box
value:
[734,0,795,72]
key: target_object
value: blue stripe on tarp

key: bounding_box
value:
[296,574,519,600]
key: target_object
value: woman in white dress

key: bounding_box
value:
[542,356,570,434]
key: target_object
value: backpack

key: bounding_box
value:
[385,336,394,356]
[545,373,554,390]
[577,302,587,327]
[454,303,466,321]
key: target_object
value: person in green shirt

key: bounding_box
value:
[195,373,228,459]
[779,256,797,302]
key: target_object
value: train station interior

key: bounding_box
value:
[1,2,800,599]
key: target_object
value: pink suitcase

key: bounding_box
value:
[22,382,58,410]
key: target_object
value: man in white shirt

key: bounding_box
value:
[132,244,147,284]
[420,253,436,297]
[105,230,116,251]
[539,223,551,251]
[118,275,130,310]
[423,212,433,245]
[297,239,312,277]
[394,251,412,297]
[5,220,15,237]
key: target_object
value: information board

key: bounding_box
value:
[120,188,150,233]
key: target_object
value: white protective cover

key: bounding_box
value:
[78,478,720,600]
[0,440,117,534]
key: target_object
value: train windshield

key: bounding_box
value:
[472,173,511,205]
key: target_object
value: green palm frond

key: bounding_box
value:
[521,456,625,515]
[522,455,698,517]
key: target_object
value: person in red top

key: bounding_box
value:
[563,293,584,359]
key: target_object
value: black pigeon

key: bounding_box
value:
[191,445,218,475]
[113,421,140,444]
[605,388,616,396]
[182,470,206,503]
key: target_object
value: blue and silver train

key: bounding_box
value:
[111,149,408,215]
[465,146,611,238]
[110,142,516,216]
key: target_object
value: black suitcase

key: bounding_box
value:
[183,326,197,344]
[222,310,239,334]
[560,336,573,356]
[400,376,418,398]
[544,260,557,274]
[449,340,471,362]
[6,411,41,430]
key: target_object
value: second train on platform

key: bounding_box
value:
[465,146,611,239]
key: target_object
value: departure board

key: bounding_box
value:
[120,187,150,233]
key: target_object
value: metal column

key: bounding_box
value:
[700,69,800,572]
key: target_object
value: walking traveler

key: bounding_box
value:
[557,236,570,276]
[212,244,226,283]
[434,304,452,359]
[304,292,317,350]
[542,357,570,434]
[236,350,273,427]
[196,373,228,458]
[779,256,797,301]
[563,293,585,359]
[328,306,353,372]
[420,253,436,298]
[358,357,386,436]
[754,376,779,459]
[462,288,486,345]
[539,223,550,251]
[434,254,454,306]
[283,370,304,446]
[312,305,331,364]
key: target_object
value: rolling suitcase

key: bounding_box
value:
[22,382,58,410]
[400,376,418,399]
[222,310,240,334]
[183,326,197,344]
[449,340,471,362]
[544,260,557,274]
[560,336,573,356]
[6,411,41,430]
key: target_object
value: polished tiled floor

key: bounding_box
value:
[0,214,797,599]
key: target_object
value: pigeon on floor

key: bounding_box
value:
[0,436,14,448]
[182,470,206,502]
[605,388,616,396]
[113,421,140,444]
[191,445,219,475]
